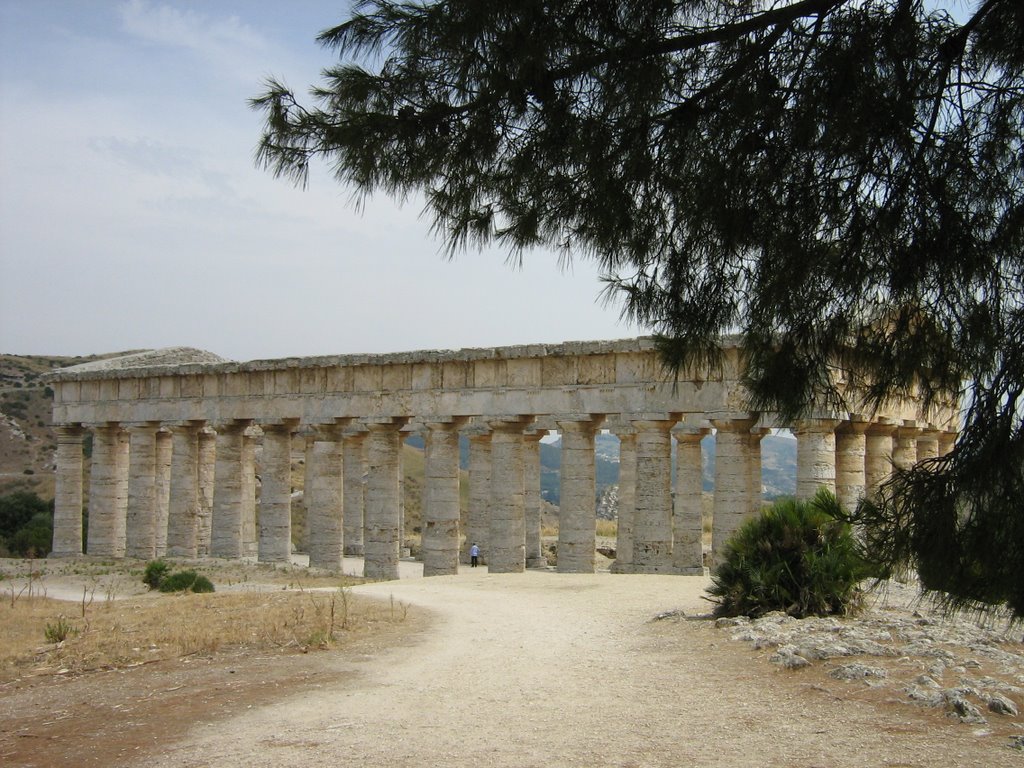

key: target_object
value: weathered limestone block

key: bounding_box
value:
[259,421,297,563]
[125,423,160,559]
[672,425,707,574]
[342,429,367,556]
[488,417,533,573]
[422,419,466,576]
[711,415,757,567]
[465,427,491,564]
[835,420,868,512]
[306,425,344,570]
[241,431,258,557]
[211,420,252,559]
[87,423,129,557]
[916,429,940,462]
[795,418,840,500]
[523,431,546,568]
[557,416,604,573]
[52,425,85,557]
[196,429,216,556]
[632,417,677,572]
[893,424,922,471]
[610,426,636,573]
[166,422,202,558]
[864,421,896,498]
[363,418,408,580]
[154,429,172,556]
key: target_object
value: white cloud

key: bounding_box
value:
[119,0,266,54]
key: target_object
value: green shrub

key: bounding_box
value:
[707,490,870,619]
[158,570,215,593]
[142,560,171,590]
[44,615,77,643]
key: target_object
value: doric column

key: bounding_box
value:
[864,420,896,498]
[398,431,409,556]
[488,417,534,573]
[556,416,604,573]
[342,428,367,556]
[363,417,409,580]
[523,430,546,568]
[196,428,216,556]
[672,425,708,574]
[166,422,203,558]
[893,423,922,472]
[422,418,468,576]
[794,418,840,500]
[87,423,129,557]
[464,426,492,564]
[609,426,636,573]
[835,419,869,512]
[259,420,298,563]
[748,427,768,513]
[125,422,160,559]
[240,431,258,557]
[710,415,757,566]
[154,429,172,557]
[306,423,345,571]
[52,425,85,557]
[916,428,941,462]
[211,420,253,559]
[938,431,956,457]
[631,416,677,572]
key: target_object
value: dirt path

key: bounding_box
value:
[129,569,1013,768]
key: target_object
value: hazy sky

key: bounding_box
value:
[0,0,639,362]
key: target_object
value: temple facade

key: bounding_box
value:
[44,338,957,579]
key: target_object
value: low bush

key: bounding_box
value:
[158,570,215,593]
[142,560,170,590]
[707,490,870,619]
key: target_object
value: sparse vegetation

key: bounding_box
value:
[0,559,401,680]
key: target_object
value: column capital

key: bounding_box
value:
[166,419,207,432]
[259,418,300,432]
[895,421,923,439]
[866,418,898,436]
[423,416,471,431]
[214,418,254,433]
[671,424,710,441]
[708,413,758,432]
[364,416,411,431]
[837,418,870,435]
[54,423,86,439]
[793,417,842,434]
[487,415,536,432]
[555,414,605,433]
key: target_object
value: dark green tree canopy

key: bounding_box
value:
[253,0,1024,618]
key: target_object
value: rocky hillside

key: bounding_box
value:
[0,352,142,499]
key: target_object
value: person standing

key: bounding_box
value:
[470,542,480,567]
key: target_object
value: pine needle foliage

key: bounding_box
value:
[251,1,1024,618]
[708,490,870,619]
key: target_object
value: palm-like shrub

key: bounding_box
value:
[708,490,870,618]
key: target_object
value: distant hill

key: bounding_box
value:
[538,431,797,507]
[0,352,143,499]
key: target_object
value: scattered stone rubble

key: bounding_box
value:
[713,581,1023,746]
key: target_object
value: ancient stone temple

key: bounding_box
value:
[44,338,957,579]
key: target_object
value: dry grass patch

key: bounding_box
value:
[0,563,410,684]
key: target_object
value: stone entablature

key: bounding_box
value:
[48,337,937,427]
[45,337,959,579]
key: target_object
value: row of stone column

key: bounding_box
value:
[52,414,953,578]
